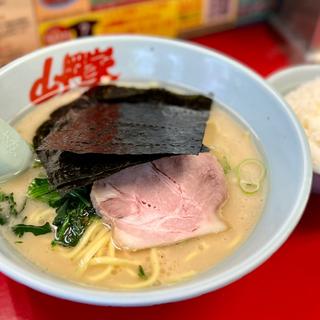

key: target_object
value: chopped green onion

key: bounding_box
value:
[210,146,232,174]
[239,180,260,194]
[138,265,147,279]
[237,159,266,194]
[219,156,231,174]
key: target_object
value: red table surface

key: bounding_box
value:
[1,22,319,320]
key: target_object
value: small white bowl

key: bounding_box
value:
[267,65,320,193]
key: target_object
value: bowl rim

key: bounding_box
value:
[267,64,320,175]
[0,35,313,306]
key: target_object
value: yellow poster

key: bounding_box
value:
[178,0,203,31]
[39,0,179,46]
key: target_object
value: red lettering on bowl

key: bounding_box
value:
[29,47,119,104]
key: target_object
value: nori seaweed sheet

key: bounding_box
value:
[34,85,212,193]
[85,85,212,111]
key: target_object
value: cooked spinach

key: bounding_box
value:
[51,187,97,247]
[0,215,7,225]
[12,222,52,237]
[27,177,97,247]
[0,191,17,216]
[6,193,18,216]
[0,191,21,225]
[27,177,62,207]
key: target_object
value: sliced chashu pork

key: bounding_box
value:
[90,153,228,250]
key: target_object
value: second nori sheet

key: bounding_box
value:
[34,85,212,193]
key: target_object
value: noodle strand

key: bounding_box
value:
[119,248,160,289]
[89,256,141,267]
[77,230,110,274]
[88,241,115,282]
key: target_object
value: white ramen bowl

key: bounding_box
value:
[0,36,312,306]
[267,65,320,194]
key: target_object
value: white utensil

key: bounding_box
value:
[0,118,32,182]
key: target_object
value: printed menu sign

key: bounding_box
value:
[0,0,39,66]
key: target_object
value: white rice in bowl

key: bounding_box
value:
[285,78,320,171]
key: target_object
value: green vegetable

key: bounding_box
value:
[27,178,62,207]
[210,147,231,174]
[12,222,52,237]
[0,191,19,225]
[239,180,260,194]
[26,178,98,246]
[236,159,266,194]
[28,143,35,152]
[6,193,17,216]
[0,191,27,226]
[15,241,23,244]
[219,156,231,174]
[0,192,5,202]
[0,215,7,225]
[32,158,43,168]
[18,198,27,214]
[0,192,17,216]
[138,265,147,279]
[51,186,97,247]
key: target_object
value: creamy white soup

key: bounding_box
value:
[0,87,266,290]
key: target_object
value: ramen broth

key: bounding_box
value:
[0,88,266,289]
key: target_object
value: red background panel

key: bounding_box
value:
[1,23,318,320]
[193,23,290,76]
